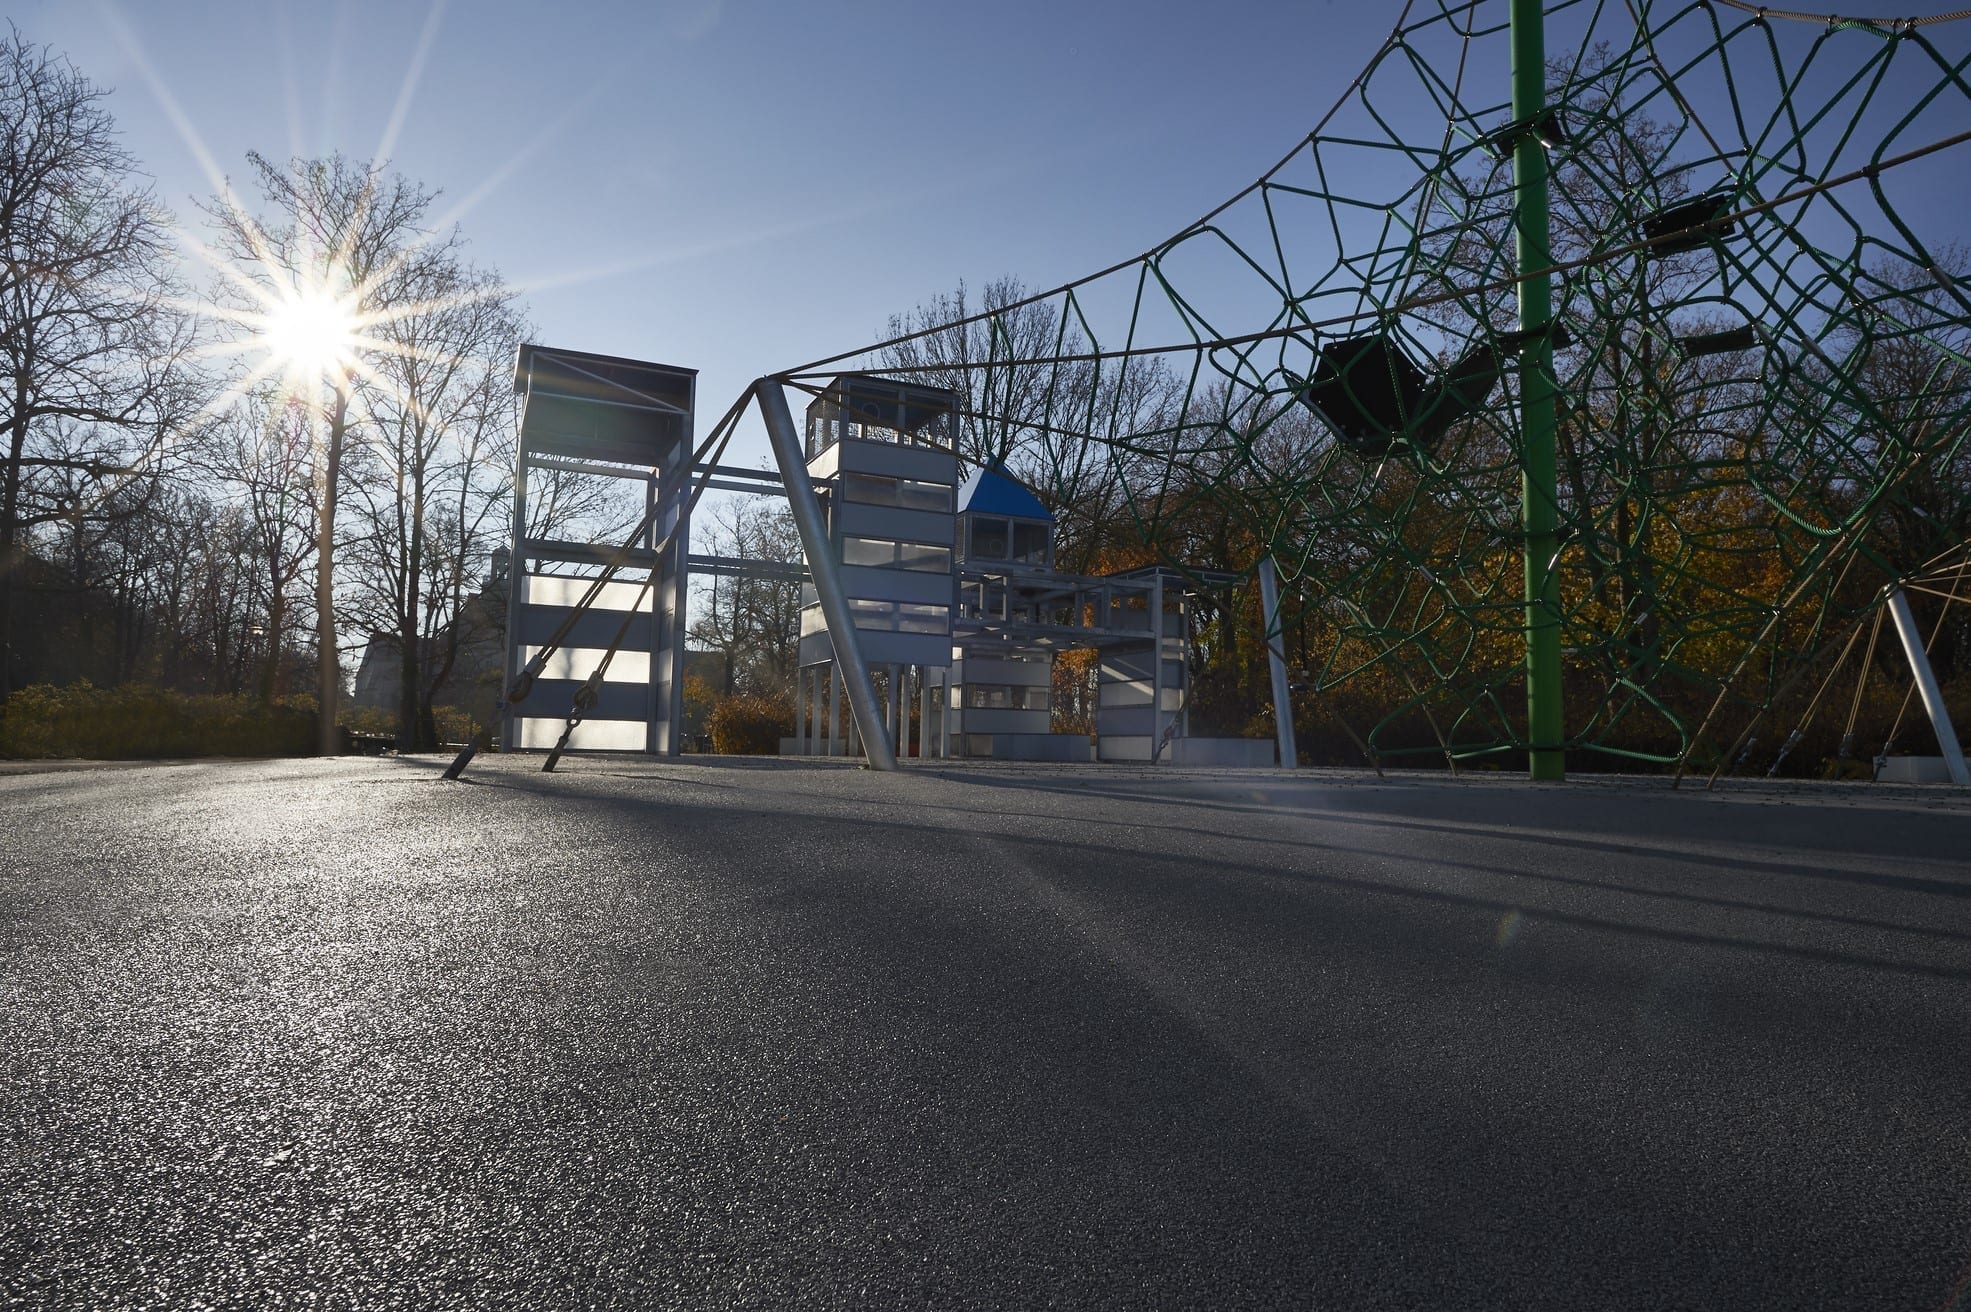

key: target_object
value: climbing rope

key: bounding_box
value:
[1707,0,1971,27]
[1835,606,1884,771]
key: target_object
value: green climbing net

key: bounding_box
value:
[782,0,1971,770]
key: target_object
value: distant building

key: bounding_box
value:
[351,566,507,725]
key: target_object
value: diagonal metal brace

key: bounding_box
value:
[756,380,898,771]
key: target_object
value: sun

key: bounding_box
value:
[260,280,363,382]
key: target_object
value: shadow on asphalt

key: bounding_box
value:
[926,768,1971,896]
[444,763,1971,984]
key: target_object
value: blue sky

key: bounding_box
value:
[20,0,1968,471]
[21,0,1396,466]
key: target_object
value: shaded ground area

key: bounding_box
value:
[1,755,1967,1309]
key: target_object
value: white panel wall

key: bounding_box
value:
[521,645,652,682]
[515,716,647,751]
[523,576,653,611]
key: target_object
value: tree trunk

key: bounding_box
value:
[315,385,349,754]
[0,391,28,698]
[397,484,426,751]
[260,585,286,706]
[419,542,470,753]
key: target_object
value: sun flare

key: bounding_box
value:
[260,282,363,382]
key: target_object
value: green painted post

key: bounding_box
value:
[1512,0,1565,780]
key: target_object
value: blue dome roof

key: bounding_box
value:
[957,465,1052,521]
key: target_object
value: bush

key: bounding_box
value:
[708,693,793,755]
[433,704,484,747]
[0,681,317,759]
[340,704,395,737]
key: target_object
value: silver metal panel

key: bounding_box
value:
[853,630,954,668]
[524,391,683,465]
[798,626,952,669]
[514,716,647,751]
[833,503,958,546]
[954,657,1052,686]
[807,442,842,482]
[957,707,1050,735]
[523,678,656,723]
[836,564,960,606]
[522,538,660,570]
[1097,735,1155,762]
[520,646,652,682]
[1100,706,1158,736]
[1166,738,1276,767]
[523,575,656,611]
[831,441,960,483]
[515,606,654,650]
[1876,755,1957,783]
[982,733,1091,762]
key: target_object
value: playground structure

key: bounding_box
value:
[455,0,1971,784]
[485,361,1281,767]
[782,375,1265,763]
[497,345,694,756]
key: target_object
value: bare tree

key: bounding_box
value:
[877,275,1184,571]
[877,276,1087,467]
[687,495,803,700]
[205,151,458,751]
[342,260,525,748]
[198,393,319,702]
[0,29,202,694]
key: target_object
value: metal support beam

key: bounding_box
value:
[695,463,785,484]
[686,553,808,583]
[1258,556,1298,769]
[1150,572,1167,763]
[525,537,660,569]
[918,667,933,761]
[939,668,952,759]
[1887,588,1969,785]
[830,663,842,757]
[1512,0,1565,781]
[501,453,531,753]
[758,381,898,770]
[527,453,666,481]
[809,668,822,756]
[794,666,806,757]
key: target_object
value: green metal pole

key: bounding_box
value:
[1512,0,1565,780]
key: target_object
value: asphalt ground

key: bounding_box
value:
[1,754,1967,1310]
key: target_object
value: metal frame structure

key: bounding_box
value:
[478,364,1303,774]
[1257,557,1298,770]
[502,345,695,755]
[1512,0,1565,781]
[761,380,904,770]
[780,419,1269,765]
[1886,587,1970,786]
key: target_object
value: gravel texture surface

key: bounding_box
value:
[1,755,1967,1309]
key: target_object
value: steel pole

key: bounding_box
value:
[1512,0,1565,780]
[1150,572,1166,763]
[1257,557,1299,769]
[757,381,898,771]
[1887,588,1969,785]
